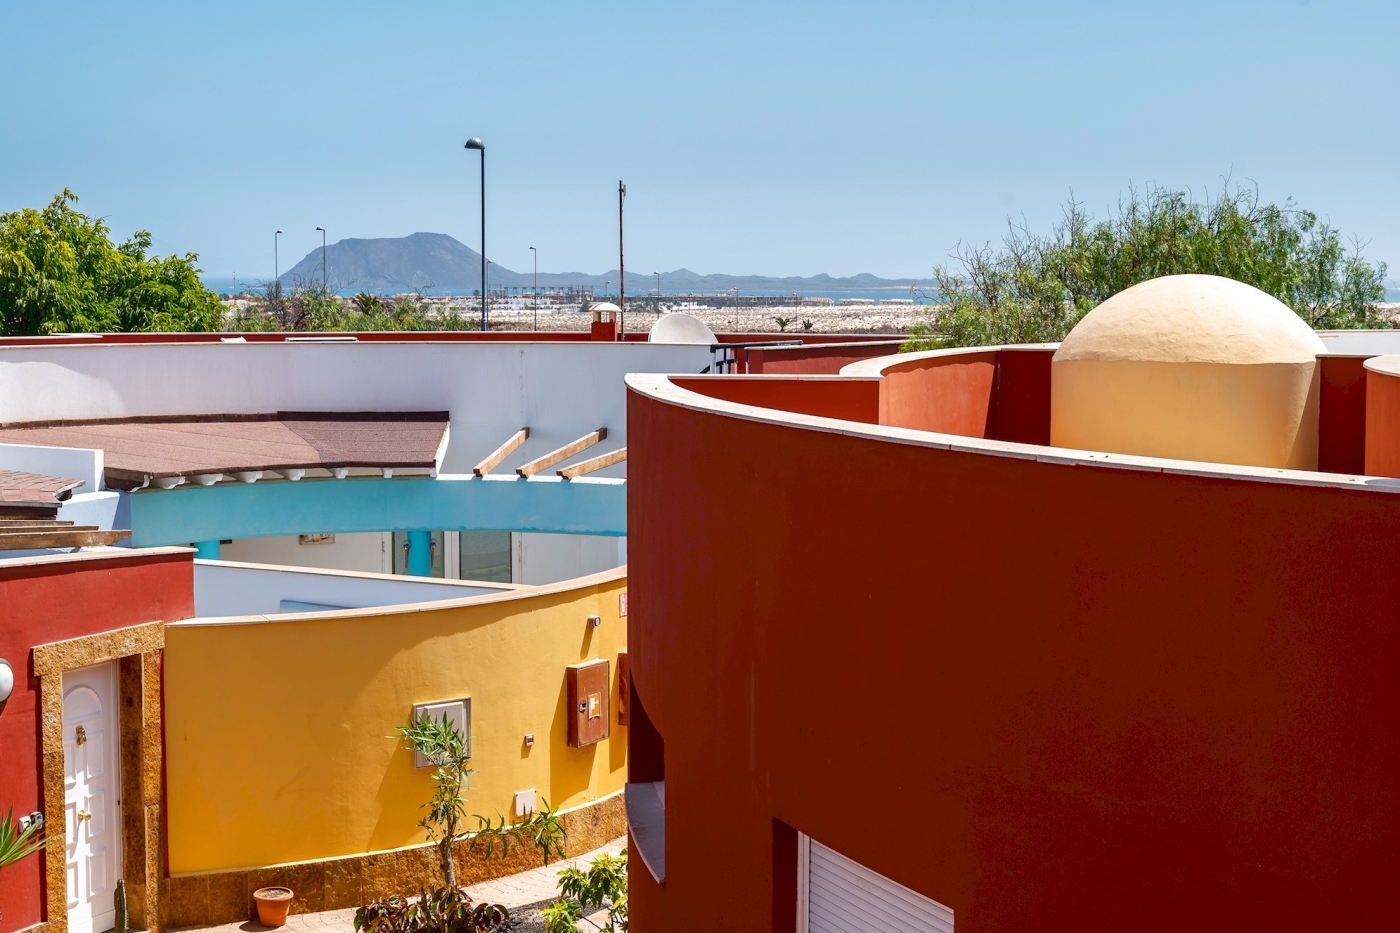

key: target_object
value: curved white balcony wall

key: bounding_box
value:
[0,341,711,477]
[218,530,624,585]
[192,559,515,618]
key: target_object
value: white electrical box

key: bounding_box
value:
[514,788,537,818]
[412,698,472,768]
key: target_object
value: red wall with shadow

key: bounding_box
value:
[877,348,1054,444]
[627,379,1400,933]
[744,341,905,375]
[670,377,881,424]
[0,552,193,933]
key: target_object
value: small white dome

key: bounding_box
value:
[649,313,716,345]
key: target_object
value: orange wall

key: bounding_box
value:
[879,352,997,435]
[628,379,1400,932]
[876,348,1054,444]
[1365,367,1400,477]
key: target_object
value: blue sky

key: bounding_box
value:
[1,0,1395,281]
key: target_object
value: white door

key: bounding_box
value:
[798,834,953,933]
[63,662,121,933]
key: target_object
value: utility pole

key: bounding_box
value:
[618,180,626,335]
[530,246,538,331]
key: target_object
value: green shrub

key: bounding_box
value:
[0,190,224,334]
[543,849,627,933]
[907,181,1390,349]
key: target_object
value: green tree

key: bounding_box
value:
[0,190,225,335]
[907,182,1390,349]
[398,713,477,889]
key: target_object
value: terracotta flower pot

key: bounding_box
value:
[253,887,294,927]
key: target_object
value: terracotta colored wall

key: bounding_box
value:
[0,552,194,933]
[671,378,880,424]
[1364,367,1400,478]
[745,342,904,375]
[879,351,998,435]
[992,348,1053,445]
[627,383,1400,932]
[712,333,905,345]
[1321,356,1370,474]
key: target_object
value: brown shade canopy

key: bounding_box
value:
[0,412,449,489]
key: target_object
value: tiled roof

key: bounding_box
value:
[0,412,449,489]
[0,469,85,516]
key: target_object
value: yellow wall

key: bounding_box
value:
[1051,359,1321,470]
[163,568,628,873]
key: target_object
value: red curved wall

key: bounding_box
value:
[0,552,193,933]
[1364,367,1400,478]
[628,384,1400,932]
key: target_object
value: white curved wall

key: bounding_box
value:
[0,341,710,478]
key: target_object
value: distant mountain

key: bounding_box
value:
[281,232,503,292]
[279,232,932,293]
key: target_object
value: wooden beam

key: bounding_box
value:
[516,428,608,478]
[0,529,131,549]
[557,446,627,480]
[473,427,530,477]
[0,523,97,532]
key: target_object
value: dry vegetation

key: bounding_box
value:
[473,302,921,335]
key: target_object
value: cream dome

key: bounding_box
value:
[1050,275,1326,469]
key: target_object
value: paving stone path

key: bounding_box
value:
[176,838,626,933]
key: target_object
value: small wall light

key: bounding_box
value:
[523,733,535,747]
[0,659,13,703]
[588,615,602,628]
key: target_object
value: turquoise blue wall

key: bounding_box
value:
[127,475,626,547]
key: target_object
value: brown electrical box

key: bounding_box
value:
[567,659,611,747]
[616,651,630,726]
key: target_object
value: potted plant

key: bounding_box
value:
[253,886,294,927]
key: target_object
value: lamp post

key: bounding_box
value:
[605,280,610,301]
[529,246,538,331]
[315,226,327,292]
[274,230,283,294]
[654,271,661,315]
[464,137,486,330]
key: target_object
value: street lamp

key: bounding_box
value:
[464,137,486,330]
[653,271,661,314]
[605,280,610,302]
[529,246,538,331]
[274,230,283,295]
[315,226,327,292]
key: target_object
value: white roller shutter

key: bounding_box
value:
[798,834,953,933]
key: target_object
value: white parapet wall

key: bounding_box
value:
[0,340,712,477]
[193,559,518,618]
[0,441,104,492]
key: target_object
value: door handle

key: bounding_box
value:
[76,810,90,822]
